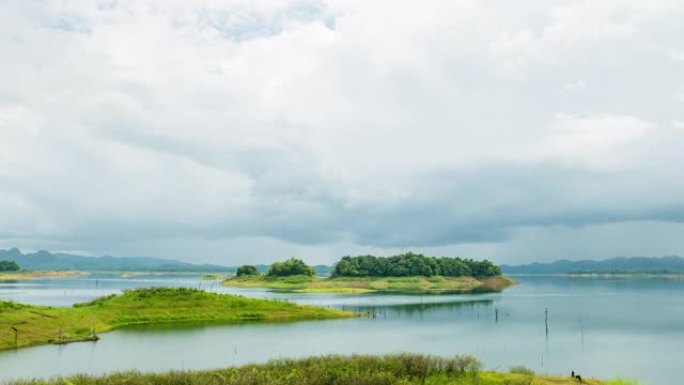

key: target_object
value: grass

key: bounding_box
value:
[0,287,355,351]
[223,275,516,294]
[4,354,633,385]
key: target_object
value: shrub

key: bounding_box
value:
[509,365,534,375]
[267,258,315,277]
[507,365,535,385]
[236,265,258,277]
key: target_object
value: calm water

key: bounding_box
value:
[1,274,683,384]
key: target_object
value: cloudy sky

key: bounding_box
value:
[1,0,683,265]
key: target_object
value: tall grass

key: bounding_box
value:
[8,354,482,385]
[5,354,632,385]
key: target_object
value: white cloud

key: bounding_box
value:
[539,113,650,168]
[1,0,684,263]
[562,80,586,92]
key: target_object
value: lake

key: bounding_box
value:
[1,274,682,384]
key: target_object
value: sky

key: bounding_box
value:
[1,0,683,266]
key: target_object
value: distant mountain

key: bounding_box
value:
[502,256,684,274]
[313,264,333,276]
[0,248,231,272]
[247,263,333,276]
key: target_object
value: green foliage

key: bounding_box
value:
[267,258,315,277]
[331,252,501,278]
[0,260,20,272]
[236,265,259,277]
[4,354,623,385]
[0,287,354,351]
[73,294,117,307]
[225,275,514,294]
[506,366,535,385]
[6,354,483,385]
[509,366,534,376]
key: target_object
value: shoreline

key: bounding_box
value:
[508,273,684,280]
[0,271,89,280]
[223,275,516,294]
[0,287,356,351]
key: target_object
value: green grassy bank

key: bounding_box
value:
[4,354,636,385]
[0,287,355,351]
[223,275,516,294]
[0,271,87,280]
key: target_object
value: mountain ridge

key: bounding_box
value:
[0,248,231,272]
[502,255,684,274]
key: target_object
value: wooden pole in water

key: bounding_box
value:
[11,327,18,348]
[495,308,498,323]
[545,308,549,338]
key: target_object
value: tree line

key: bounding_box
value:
[235,253,501,278]
[237,258,315,277]
[0,260,20,272]
[330,252,501,278]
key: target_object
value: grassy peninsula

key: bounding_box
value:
[0,287,354,351]
[225,254,514,294]
[0,271,87,280]
[4,354,635,385]
[224,275,514,294]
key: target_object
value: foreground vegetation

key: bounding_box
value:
[224,275,515,294]
[5,354,635,385]
[0,287,354,350]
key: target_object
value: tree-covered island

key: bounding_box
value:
[224,253,514,294]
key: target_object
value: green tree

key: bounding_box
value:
[0,260,20,272]
[330,253,501,278]
[267,258,315,277]
[236,265,258,277]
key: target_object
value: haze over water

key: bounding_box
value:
[1,275,681,385]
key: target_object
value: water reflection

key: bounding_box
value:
[348,299,494,318]
[0,275,683,384]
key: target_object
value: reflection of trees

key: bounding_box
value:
[348,299,493,317]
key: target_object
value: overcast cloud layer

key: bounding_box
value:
[1,0,683,265]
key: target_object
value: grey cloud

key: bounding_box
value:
[32,154,684,250]
[2,0,684,263]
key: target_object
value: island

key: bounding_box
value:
[0,258,90,280]
[223,253,516,294]
[7,353,625,385]
[0,270,88,280]
[0,287,355,351]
